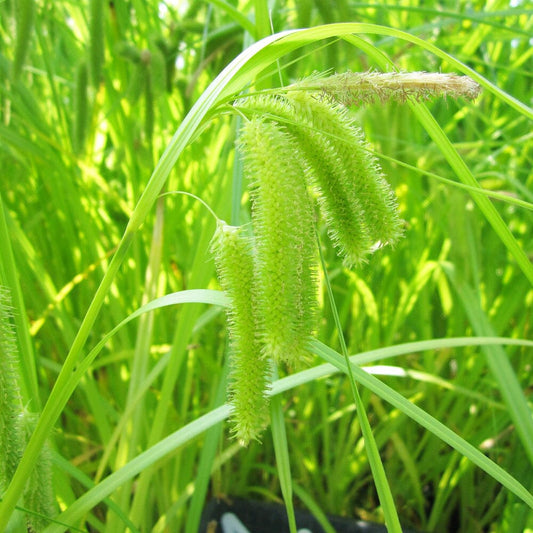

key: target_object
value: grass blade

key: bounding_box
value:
[0,195,40,409]
[443,263,533,465]
[270,364,298,533]
[309,339,533,510]
[319,236,402,532]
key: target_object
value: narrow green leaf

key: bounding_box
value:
[38,331,533,531]
[270,366,298,533]
[443,263,533,465]
[12,0,35,80]
[309,339,533,510]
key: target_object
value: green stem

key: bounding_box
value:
[270,363,298,533]
[317,233,402,533]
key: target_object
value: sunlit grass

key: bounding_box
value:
[0,1,531,531]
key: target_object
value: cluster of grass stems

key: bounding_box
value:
[0,1,532,532]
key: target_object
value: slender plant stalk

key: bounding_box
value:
[270,363,298,533]
[317,235,403,533]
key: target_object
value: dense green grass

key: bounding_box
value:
[1,1,532,531]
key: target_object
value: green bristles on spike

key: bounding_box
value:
[20,411,56,532]
[239,118,319,365]
[237,92,403,267]
[239,94,373,263]
[0,287,55,529]
[0,287,24,493]
[211,222,269,445]
[286,91,403,265]
[216,87,404,440]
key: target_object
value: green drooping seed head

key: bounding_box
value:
[20,411,55,532]
[285,91,403,266]
[0,287,24,492]
[236,91,403,266]
[211,222,269,445]
[236,96,369,261]
[0,288,55,528]
[239,117,319,365]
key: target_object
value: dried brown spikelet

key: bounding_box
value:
[296,71,481,107]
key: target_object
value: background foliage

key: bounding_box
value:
[0,0,532,531]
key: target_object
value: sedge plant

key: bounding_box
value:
[208,75,481,532]
[1,4,532,532]
[215,73,478,446]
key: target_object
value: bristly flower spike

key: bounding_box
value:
[213,69,480,443]
[285,91,404,266]
[0,287,55,529]
[295,70,482,107]
[0,287,24,495]
[239,117,319,365]
[236,92,403,266]
[211,222,270,445]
